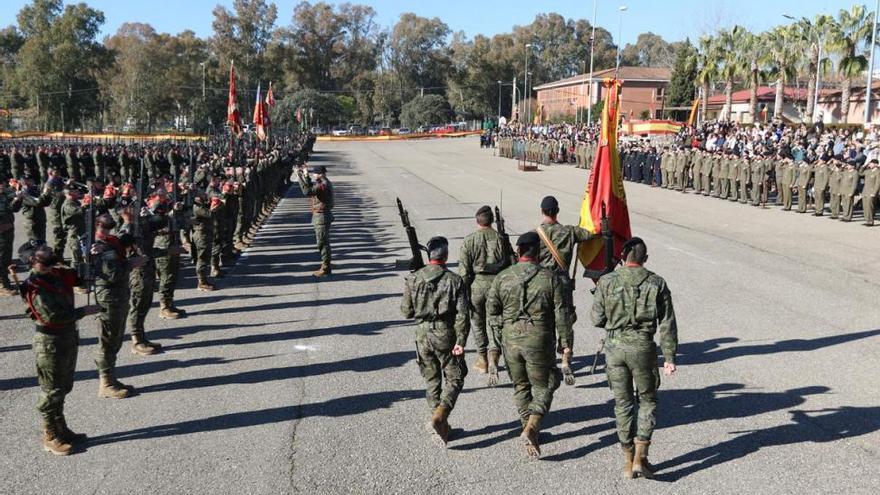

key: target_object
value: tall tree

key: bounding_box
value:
[665,39,697,109]
[696,35,719,123]
[621,32,676,68]
[211,0,278,92]
[765,25,801,120]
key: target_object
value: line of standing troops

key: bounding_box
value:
[622,146,880,225]
[495,136,598,168]
[401,197,677,480]
[0,136,313,456]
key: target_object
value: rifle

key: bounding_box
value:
[134,156,146,252]
[484,204,514,274]
[170,152,180,250]
[394,198,425,272]
[78,189,96,305]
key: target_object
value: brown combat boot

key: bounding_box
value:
[487,350,501,387]
[131,335,161,356]
[473,351,488,373]
[55,415,87,444]
[430,405,451,446]
[159,301,180,320]
[0,286,16,296]
[313,264,331,277]
[622,443,635,479]
[98,373,131,399]
[210,266,225,278]
[521,413,542,459]
[561,349,576,386]
[197,275,216,292]
[42,423,73,455]
[633,439,654,479]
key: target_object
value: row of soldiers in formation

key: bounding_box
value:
[401,197,677,479]
[2,134,315,456]
[621,146,880,225]
[494,135,598,169]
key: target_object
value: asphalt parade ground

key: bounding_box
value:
[1,136,879,494]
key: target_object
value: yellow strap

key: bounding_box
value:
[535,225,567,272]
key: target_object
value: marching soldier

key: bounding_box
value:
[591,237,678,479]
[400,236,469,446]
[458,206,514,385]
[487,231,571,459]
[13,240,99,455]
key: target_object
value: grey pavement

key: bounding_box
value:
[1,137,879,494]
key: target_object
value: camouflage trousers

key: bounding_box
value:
[95,286,131,374]
[314,221,331,266]
[469,278,499,353]
[33,329,79,423]
[0,229,12,287]
[211,227,226,268]
[128,261,155,337]
[415,325,467,411]
[501,322,562,423]
[49,208,66,254]
[605,339,661,446]
[192,228,213,279]
[155,254,180,302]
[22,216,46,245]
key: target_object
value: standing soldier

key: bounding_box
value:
[150,190,186,319]
[92,213,143,398]
[862,159,879,226]
[813,157,830,216]
[780,158,796,211]
[400,236,469,446]
[46,168,67,255]
[829,160,843,219]
[487,231,571,459]
[839,162,860,222]
[591,237,678,479]
[774,155,786,206]
[60,185,87,293]
[122,194,163,356]
[297,164,334,277]
[12,172,52,242]
[796,161,813,214]
[0,180,17,296]
[458,206,514,385]
[191,189,219,291]
[728,154,739,202]
[13,241,99,455]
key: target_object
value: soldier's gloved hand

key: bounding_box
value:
[452,345,464,356]
[664,361,676,376]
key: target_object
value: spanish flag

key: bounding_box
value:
[577,78,631,276]
[226,61,242,135]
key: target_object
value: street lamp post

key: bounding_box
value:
[497,80,502,122]
[616,5,628,73]
[525,43,532,129]
[586,0,598,124]
[866,0,880,125]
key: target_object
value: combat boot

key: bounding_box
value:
[211,265,225,278]
[42,423,73,456]
[430,405,451,446]
[55,415,87,444]
[313,264,331,277]
[131,335,161,356]
[473,351,488,373]
[521,413,542,459]
[159,300,180,320]
[98,373,131,399]
[0,285,16,296]
[633,439,654,479]
[487,350,501,387]
[197,275,216,292]
[622,443,635,479]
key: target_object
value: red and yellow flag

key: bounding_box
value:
[226,61,242,134]
[687,97,700,126]
[578,78,632,275]
[253,83,268,140]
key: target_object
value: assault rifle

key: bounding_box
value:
[483,205,515,274]
[170,153,180,251]
[134,156,146,252]
[394,198,425,272]
[78,185,96,305]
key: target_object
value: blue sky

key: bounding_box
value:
[0,0,860,45]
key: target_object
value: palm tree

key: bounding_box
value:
[790,14,835,121]
[737,27,770,122]
[828,5,874,123]
[696,35,719,122]
[715,27,747,121]
[765,25,802,120]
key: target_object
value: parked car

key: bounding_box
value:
[396,127,411,135]
[348,125,364,136]
[331,126,348,136]
[379,127,392,136]
[310,126,327,135]
[367,126,380,136]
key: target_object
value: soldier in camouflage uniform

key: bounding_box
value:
[191,189,219,291]
[487,231,571,459]
[16,240,99,455]
[0,179,18,296]
[591,237,678,479]
[11,173,52,242]
[400,236,469,446]
[150,190,186,319]
[297,164,334,277]
[93,213,143,398]
[45,168,67,255]
[458,206,514,385]
[863,159,879,226]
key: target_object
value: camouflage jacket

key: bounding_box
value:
[192,201,218,233]
[61,198,85,236]
[21,267,86,333]
[401,263,470,348]
[591,265,678,363]
[486,261,573,349]
[299,175,334,224]
[458,227,514,286]
[94,231,133,289]
[537,222,595,274]
[0,188,16,226]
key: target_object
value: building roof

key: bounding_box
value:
[818,80,880,102]
[705,86,810,106]
[533,66,672,91]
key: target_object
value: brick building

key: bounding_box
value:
[533,66,671,122]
